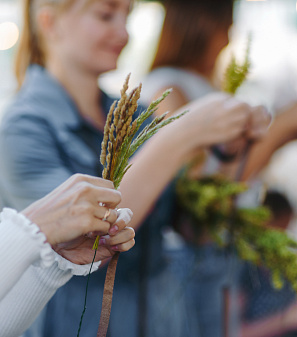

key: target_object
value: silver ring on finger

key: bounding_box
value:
[102,208,111,221]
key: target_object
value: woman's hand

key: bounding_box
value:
[53,209,135,265]
[177,93,251,147]
[21,174,135,264]
[175,94,270,159]
[213,105,271,158]
[247,105,272,140]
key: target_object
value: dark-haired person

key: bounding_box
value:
[141,0,233,105]
[0,0,269,336]
[140,0,297,335]
[141,0,297,180]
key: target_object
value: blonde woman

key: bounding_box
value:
[0,0,269,336]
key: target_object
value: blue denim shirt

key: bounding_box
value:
[0,65,174,337]
[0,65,105,209]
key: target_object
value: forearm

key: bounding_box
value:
[0,207,104,336]
[243,105,297,180]
[0,209,55,301]
[118,120,191,229]
[0,209,72,337]
[0,263,72,337]
[240,312,290,337]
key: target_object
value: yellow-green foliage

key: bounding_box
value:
[100,74,187,189]
[176,173,297,292]
[222,36,251,94]
[93,74,186,249]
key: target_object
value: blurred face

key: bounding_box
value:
[51,0,130,75]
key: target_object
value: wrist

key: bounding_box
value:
[159,117,200,165]
[3,208,55,268]
[21,205,53,245]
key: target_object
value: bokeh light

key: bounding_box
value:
[0,21,19,51]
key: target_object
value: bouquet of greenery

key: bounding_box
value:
[175,37,297,292]
[176,173,297,291]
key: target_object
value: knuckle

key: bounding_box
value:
[94,223,109,236]
[101,222,110,234]
[97,177,114,189]
[72,173,86,184]
[109,209,118,222]
[126,226,135,238]
[116,218,125,228]
[105,179,115,189]
[131,238,135,247]
[77,182,92,196]
[113,190,122,204]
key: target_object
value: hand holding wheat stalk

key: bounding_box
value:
[93,73,187,248]
[96,74,187,337]
[77,73,187,337]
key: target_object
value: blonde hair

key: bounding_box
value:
[15,0,76,88]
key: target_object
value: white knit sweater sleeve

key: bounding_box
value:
[0,208,101,337]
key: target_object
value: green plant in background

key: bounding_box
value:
[175,35,297,292]
[176,173,297,291]
[222,34,251,94]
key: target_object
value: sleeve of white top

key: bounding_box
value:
[0,208,101,337]
[0,208,55,301]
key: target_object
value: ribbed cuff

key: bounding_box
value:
[1,208,55,268]
[54,252,101,276]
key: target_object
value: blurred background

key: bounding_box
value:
[1,0,297,232]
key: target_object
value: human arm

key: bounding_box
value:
[22,173,135,264]
[142,80,272,181]
[119,93,255,228]
[242,102,297,180]
[149,86,189,117]
[0,173,135,300]
[0,94,257,233]
[0,174,134,337]
[240,301,297,337]
[0,216,134,337]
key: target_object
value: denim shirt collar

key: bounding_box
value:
[23,64,110,131]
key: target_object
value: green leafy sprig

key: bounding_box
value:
[78,74,187,337]
[92,74,187,337]
[222,35,251,94]
[175,36,297,292]
[176,174,297,291]
[93,74,186,250]
[100,73,187,189]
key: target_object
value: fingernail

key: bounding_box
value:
[112,245,119,251]
[99,238,106,245]
[109,225,119,235]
